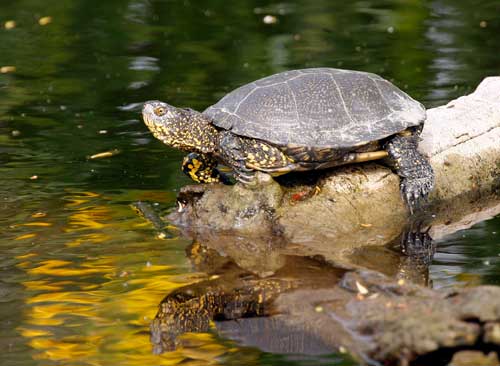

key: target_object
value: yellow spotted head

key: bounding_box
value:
[142,100,187,146]
[142,100,218,153]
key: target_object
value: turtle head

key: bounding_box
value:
[142,100,218,153]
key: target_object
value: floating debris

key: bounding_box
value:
[11,130,21,137]
[98,129,108,134]
[89,149,120,160]
[4,20,16,29]
[360,223,373,228]
[262,15,278,24]
[355,281,369,295]
[29,175,38,180]
[38,16,52,26]
[314,305,323,313]
[397,279,406,286]
[1,66,16,73]
[32,212,47,218]
[480,20,488,28]
[387,26,395,33]
[21,222,52,227]
[15,233,37,240]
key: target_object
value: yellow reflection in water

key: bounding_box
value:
[14,190,232,366]
[64,190,100,207]
[28,259,109,277]
[17,328,54,337]
[64,193,114,246]
[19,222,53,227]
[15,233,37,240]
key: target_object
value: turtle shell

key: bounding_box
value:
[203,68,426,149]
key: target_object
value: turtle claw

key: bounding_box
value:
[233,166,257,186]
[401,176,434,213]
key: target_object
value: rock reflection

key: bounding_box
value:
[151,242,345,354]
[150,193,500,365]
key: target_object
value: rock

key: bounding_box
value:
[448,351,500,366]
[176,171,283,237]
[485,322,500,344]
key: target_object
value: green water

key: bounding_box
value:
[0,0,499,365]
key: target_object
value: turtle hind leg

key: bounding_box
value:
[384,129,434,212]
[182,152,232,185]
[401,220,436,266]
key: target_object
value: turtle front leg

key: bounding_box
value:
[218,132,257,185]
[218,132,294,186]
[384,128,434,212]
[182,152,231,185]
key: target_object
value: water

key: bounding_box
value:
[1,0,499,365]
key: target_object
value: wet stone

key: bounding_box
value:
[448,351,500,366]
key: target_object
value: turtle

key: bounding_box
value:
[142,68,434,209]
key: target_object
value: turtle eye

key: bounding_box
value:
[154,106,166,116]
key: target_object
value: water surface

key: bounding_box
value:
[1,0,500,365]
